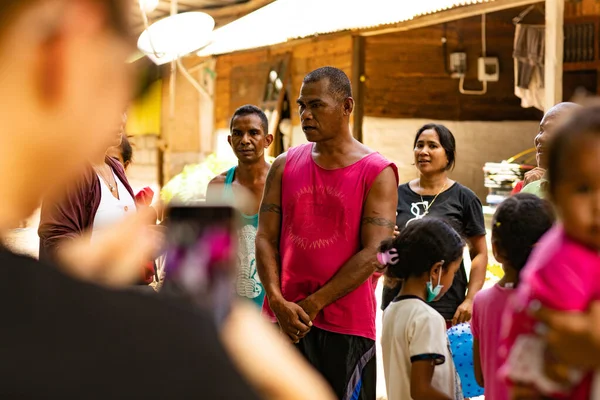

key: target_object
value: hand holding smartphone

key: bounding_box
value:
[161,203,238,327]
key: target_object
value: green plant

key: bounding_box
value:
[160,153,275,203]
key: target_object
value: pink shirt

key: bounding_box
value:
[472,284,513,400]
[501,226,600,398]
[262,143,398,340]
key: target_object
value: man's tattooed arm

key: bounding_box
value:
[260,157,284,215]
[263,158,281,198]
[361,216,395,231]
[260,203,282,214]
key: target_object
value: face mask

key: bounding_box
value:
[426,270,444,303]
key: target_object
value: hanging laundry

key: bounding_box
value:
[513,24,545,110]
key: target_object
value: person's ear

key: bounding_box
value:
[36,0,107,106]
[491,240,500,261]
[124,160,131,171]
[491,239,510,266]
[343,97,354,116]
[430,261,444,281]
[264,134,274,148]
[227,135,233,148]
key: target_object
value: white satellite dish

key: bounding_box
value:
[137,12,215,65]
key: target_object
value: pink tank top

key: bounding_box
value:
[262,143,398,340]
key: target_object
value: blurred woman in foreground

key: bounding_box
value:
[0,1,333,399]
[38,113,156,287]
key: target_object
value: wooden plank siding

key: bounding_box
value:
[565,0,600,18]
[213,7,554,128]
[363,8,543,121]
[214,35,353,129]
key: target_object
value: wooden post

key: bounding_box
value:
[545,0,564,110]
[199,58,216,157]
[352,36,365,142]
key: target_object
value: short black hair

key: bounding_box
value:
[492,193,555,275]
[303,66,353,100]
[119,135,133,164]
[548,104,600,196]
[229,105,269,135]
[414,124,456,171]
[380,218,465,280]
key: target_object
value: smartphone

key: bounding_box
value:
[161,203,239,327]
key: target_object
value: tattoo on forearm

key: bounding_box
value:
[361,217,395,230]
[260,203,282,214]
[264,159,282,196]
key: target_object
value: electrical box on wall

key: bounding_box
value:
[478,57,499,82]
[449,52,467,78]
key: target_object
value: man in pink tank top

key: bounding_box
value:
[256,67,399,400]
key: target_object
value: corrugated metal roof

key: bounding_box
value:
[198,0,495,56]
[131,0,254,33]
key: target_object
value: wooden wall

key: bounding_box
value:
[566,0,600,18]
[213,6,556,126]
[214,35,353,129]
[363,8,543,121]
[208,3,600,148]
[563,0,600,100]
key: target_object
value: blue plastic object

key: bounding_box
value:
[447,322,484,398]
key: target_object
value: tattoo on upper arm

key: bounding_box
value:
[361,216,395,229]
[263,158,282,196]
[260,203,282,214]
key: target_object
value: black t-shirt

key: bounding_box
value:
[0,250,260,399]
[387,182,486,320]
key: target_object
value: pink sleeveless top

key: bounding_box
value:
[500,226,600,398]
[262,143,398,340]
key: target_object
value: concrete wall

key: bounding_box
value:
[280,118,538,201]
[127,134,160,197]
[160,58,218,182]
[280,118,538,202]
[362,117,539,201]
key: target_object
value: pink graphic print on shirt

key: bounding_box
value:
[285,185,351,250]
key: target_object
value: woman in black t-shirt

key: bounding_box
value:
[382,124,488,327]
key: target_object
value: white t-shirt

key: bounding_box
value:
[92,170,136,239]
[381,296,462,400]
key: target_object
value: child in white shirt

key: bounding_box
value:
[380,218,464,400]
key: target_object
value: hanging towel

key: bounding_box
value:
[514,24,545,110]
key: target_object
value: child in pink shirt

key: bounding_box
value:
[471,193,555,400]
[500,105,600,398]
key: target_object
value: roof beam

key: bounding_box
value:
[131,0,273,34]
[205,0,273,19]
[358,0,543,36]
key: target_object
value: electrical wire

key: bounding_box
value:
[459,13,487,96]
[176,58,212,98]
[138,0,165,59]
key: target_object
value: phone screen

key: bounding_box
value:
[161,204,238,327]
